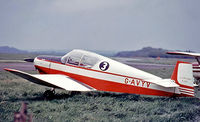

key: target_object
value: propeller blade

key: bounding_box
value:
[24,58,34,62]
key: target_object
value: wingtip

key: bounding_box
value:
[4,68,11,71]
[4,68,17,72]
[166,51,179,55]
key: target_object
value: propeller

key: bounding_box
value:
[24,58,34,62]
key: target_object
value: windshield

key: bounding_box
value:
[67,53,82,65]
[80,55,99,68]
[61,50,99,68]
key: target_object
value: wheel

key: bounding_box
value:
[43,89,55,99]
[69,91,81,96]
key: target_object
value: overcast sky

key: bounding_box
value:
[0,0,200,52]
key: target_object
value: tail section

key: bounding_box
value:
[171,61,194,97]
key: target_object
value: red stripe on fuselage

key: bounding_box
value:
[36,58,150,81]
[35,65,175,97]
[34,63,193,97]
[36,58,193,97]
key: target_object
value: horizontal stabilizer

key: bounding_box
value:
[4,68,95,91]
[150,79,179,87]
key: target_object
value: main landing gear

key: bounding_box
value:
[43,88,55,99]
[42,89,82,99]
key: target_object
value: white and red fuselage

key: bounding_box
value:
[33,50,195,97]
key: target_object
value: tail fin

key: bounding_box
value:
[171,61,194,97]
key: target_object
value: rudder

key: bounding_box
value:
[171,61,194,97]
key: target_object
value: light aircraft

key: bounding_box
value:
[4,49,196,98]
[167,51,200,79]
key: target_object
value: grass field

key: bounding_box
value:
[1,56,200,121]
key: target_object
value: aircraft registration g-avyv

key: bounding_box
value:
[167,51,200,79]
[4,49,196,98]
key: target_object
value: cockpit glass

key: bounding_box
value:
[80,55,98,68]
[61,50,100,68]
[66,52,82,66]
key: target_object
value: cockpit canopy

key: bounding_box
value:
[61,49,101,68]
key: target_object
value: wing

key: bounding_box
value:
[167,51,200,57]
[4,68,95,91]
[149,79,179,88]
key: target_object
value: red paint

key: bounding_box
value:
[136,80,140,86]
[35,64,194,97]
[193,67,200,69]
[125,78,129,84]
[193,70,200,72]
[180,90,194,95]
[37,58,145,81]
[147,82,151,88]
[192,63,199,67]
[124,78,151,88]
[179,88,194,92]
[142,81,145,87]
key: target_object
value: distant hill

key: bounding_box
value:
[0,46,116,56]
[115,47,190,58]
[0,46,28,54]
[0,46,192,58]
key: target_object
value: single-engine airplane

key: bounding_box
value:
[4,49,196,97]
[167,51,200,79]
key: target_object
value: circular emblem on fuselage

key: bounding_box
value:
[99,61,109,71]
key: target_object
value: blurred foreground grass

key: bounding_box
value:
[1,70,200,122]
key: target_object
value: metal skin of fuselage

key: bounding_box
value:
[33,50,194,97]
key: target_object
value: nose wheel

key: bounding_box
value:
[43,88,55,99]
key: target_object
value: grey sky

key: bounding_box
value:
[0,0,200,52]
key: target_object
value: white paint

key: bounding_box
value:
[178,63,194,87]
[33,74,94,91]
